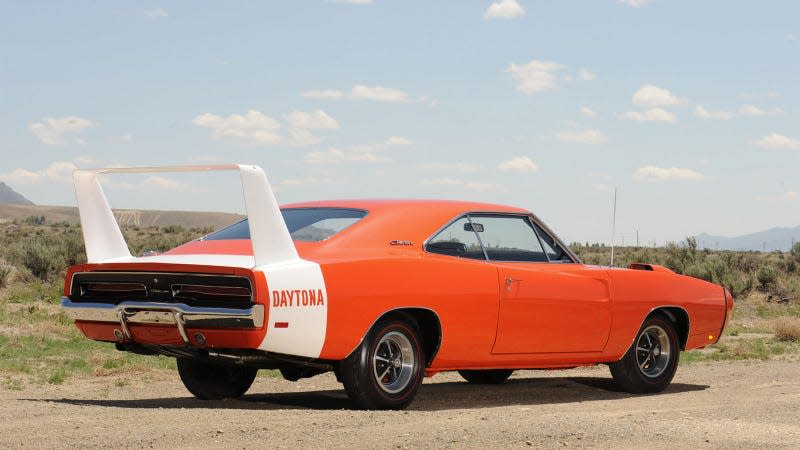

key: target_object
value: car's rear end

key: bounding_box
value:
[62,262,268,350]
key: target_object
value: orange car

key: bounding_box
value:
[62,165,733,409]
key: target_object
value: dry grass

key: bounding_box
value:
[773,317,800,342]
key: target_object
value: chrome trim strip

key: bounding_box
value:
[61,297,265,329]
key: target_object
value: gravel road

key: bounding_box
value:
[1,360,799,449]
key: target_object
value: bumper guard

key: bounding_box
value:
[61,297,265,345]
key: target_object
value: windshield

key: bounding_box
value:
[203,208,367,242]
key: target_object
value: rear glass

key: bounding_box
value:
[204,208,367,242]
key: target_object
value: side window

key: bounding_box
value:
[533,222,574,263]
[470,215,547,262]
[425,217,486,260]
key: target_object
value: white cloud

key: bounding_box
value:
[788,34,797,42]
[304,137,402,165]
[329,0,373,4]
[385,136,412,146]
[301,89,346,100]
[192,110,281,144]
[554,128,608,145]
[580,106,597,117]
[506,60,566,94]
[594,183,614,193]
[579,68,596,81]
[351,85,409,102]
[739,104,767,117]
[632,84,687,108]
[29,116,94,145]
[497,156,539,173]
[305,147,390,164]
[618,0,652,7]
[144,8,168,19]
[752,133,800,150]
[694,105,734,120]
[756,190,798,203]
[738,104,785,117]
[419,177,464,186]
[621,108,677,123]
[484,0,525,20]
[1,161,78,185]
[141,176,191,191]
[633,166,706,182]
[302,85,417,103]
[285,109,340,146]
[417,162,480,173]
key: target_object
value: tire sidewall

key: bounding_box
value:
[344,319,425,409]
[629,315,680,390]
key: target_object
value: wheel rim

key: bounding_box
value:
[635,325,671,378]
[372,331,415,394]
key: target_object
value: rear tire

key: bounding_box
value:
[177,358,257,400]
[340,319,425,410]
[459,369,514,384]
[609,314,679,394]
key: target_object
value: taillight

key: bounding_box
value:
[720,287,734,336]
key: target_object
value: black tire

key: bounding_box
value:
[177,358,258,400]
[340,319,425,410]
[609,314,680,394]
[459,369,514,384]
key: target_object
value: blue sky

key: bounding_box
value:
[1,0,798,245]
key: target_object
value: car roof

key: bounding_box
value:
[281,199,529,215]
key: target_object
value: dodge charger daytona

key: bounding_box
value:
[61,164,733,409]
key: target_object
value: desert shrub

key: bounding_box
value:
[756,264,779,288]
[0,261,12,288]
[773,317,800,342]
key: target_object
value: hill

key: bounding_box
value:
[0,203,242,230]
[696,226,800,252]
[0,182,34,206]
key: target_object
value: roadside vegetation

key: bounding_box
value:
[0,218,798,391]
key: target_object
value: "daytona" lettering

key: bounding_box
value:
[271,289,325,307]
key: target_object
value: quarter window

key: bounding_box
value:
[425,216,485,260]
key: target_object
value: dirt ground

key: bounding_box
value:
[1,360,799,449]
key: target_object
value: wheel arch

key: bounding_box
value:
[647,306,690,350]
[357,307,443,367]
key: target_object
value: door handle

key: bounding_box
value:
[505,276,521,291]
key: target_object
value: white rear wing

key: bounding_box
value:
[73,164,297,267]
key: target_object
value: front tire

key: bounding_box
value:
[609,314,679,394]
[459,369,514,384]
[340,319,425,410]
[177,358,258,400]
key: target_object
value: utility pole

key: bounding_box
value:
[636,229,639,247]
[763,241,766,252]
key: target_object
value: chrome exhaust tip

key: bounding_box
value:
[194,333,206,346]
[113,329,125,341]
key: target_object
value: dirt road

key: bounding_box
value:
[1,360,799,449]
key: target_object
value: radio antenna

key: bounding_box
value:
[610,186,617,267]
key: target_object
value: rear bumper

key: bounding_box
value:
[61,297,265,345]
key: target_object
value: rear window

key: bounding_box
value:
[204,208,367,242]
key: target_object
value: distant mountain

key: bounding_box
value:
[695,226,800,252]
[0,182,34,206]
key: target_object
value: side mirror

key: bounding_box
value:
[425,241,467,256]
[464,222,484,233]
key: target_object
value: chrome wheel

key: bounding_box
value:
[635,324,671,378]
[372,331,415,394]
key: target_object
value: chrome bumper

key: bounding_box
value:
[61,297,265,344]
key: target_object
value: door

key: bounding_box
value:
[492,263,612,354]
[463,214,612,354]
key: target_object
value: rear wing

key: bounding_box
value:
[73,164,297,267]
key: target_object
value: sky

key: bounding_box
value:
[1,0,798,246]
